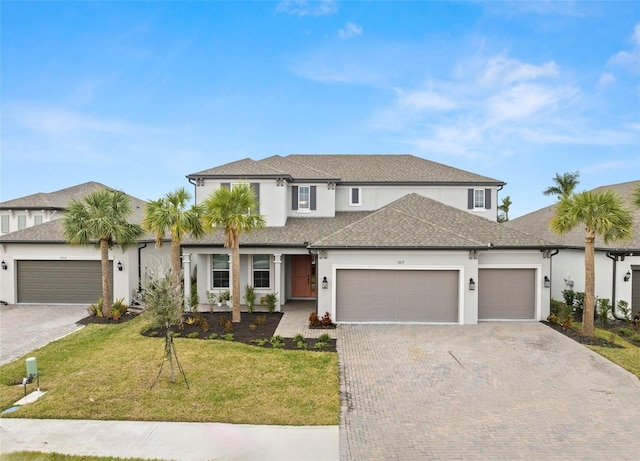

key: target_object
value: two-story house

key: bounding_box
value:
[183,154,556,324]
[0,182,169,305]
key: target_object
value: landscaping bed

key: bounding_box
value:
[542,321,623,348]
[130,311,337,352]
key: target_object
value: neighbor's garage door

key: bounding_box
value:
[17,260,111,303]
[478,269,535,320]
[336,269,458,322]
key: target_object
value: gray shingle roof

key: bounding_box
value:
[506,180,640,251]
[182,212,373,247]
[0,186,154,243]
[188,154,504,185]
[310,193,555,249]
[1,181,111,209]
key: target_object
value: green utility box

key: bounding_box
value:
[26,357,38,378]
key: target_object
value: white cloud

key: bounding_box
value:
[338,22,363,40]
[597,72,616,88]
[607,23,640,72]
[276,0,337,17]
[397,89,457,111]
[480,56,559,85]
[487,83,574,122]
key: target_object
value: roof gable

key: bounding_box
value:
[1,181,111,209]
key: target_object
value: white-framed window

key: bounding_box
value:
[17,215,26,230]
[298,185,310,211]
[252,254,270,288]
[1,215,9,233]
[34,215,43,225]
[474,189,485,209]
[212,254,230,288]
[349,187,361,206]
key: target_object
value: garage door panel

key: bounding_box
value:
[478,269,535,320]
[17,260,111,304]
[337,269,458,322]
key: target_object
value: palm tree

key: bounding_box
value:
[142,188,204,279]
[543,171,580,199]
[633,184,640,208]
[550,190,633,337]
[497,195,512,222]
[63,189,143,316]
[201,183,266,323]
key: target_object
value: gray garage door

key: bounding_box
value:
[17,260,111,303]
[478,269,535,320]
[336,269,458,322]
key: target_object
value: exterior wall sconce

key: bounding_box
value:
[469,278,476,290]
[1,260,7,270]
[117,261,123,271]
[322,276,328,289]
[624,270,631,282]
[543,276,550,288]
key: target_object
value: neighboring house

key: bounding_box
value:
[0,183,170,305]
[183,154,557,324]
[507,180,640,317]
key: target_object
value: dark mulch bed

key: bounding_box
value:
[136,311,337,352]
[542,321,624,348]
[77,312,140,325]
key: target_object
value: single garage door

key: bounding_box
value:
[478,269,535,320]
[17,260,111,303]
[336,269,458,322]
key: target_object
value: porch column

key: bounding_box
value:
[183,252,192,311]
[274,254,282,312]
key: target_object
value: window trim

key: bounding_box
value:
[252,254,271,289]
[211,254,230,289]
[298,185,311,212]
[17,215,27,230]
[349,187,361,206]
[473,189,485,209]
[1,215,9,233]
[34,215,43,225]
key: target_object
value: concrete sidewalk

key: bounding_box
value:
[0,418,339,461]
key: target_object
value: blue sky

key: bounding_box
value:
[2,0,639,218]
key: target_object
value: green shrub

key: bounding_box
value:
[596,298,611,325]
[207,333,219,340]
[296,341,308,350]
[270,335,284,348]
[245,284,256,313]
[550,299,564,317]
[171,332,181,338]
[293,333,306,343]
[318,333,331,343]
[221,333,234,341]
[252,338,269,347]
[110,298,128,320]
[617,300,631,321]
[562,290,576,308]
[265,293,278,313]
[186,332,200,339]
[87,298,104,317]
[313,341,328,350]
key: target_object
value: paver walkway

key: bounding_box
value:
[338,322,640,461]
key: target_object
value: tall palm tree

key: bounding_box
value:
[543,171,580,199]
[550,190,633,337]
[201,183,266,323]
[497,195,512,222]
[142,187,204,279]
[63,189,143,316]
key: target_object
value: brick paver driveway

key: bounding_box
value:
[338,322,640,460]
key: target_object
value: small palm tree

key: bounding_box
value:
[63,189,143,316]
[201,184,266,323]
[142,188,204,279]
[543,171,580,199]
[497,195,512,222]
[550,190,633,337]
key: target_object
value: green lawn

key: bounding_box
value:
[0,316,339,425]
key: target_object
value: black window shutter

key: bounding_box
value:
[292,186,298,210]
[221,183,230,190]
[251,183,260,213]
[484,189,491,209]
[310,186,317,210]
[467,189,474,209]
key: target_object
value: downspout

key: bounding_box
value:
[138,243,148,293]
[547,249,559,307]
[308,245,319,315]
[606,252,626,320]
[188,177,197,198]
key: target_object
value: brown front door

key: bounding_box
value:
[291,255,316,298]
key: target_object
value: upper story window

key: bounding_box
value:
[291,185,316,212]
[17,215,26,230]
[34,215,43,225]
[221,182,260,213]
[468,188,492,210]
[212,254,230,288]
[1,215,9,233]
[349,187,361,206]
[252,254,270,288]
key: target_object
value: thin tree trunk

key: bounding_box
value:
[170,239,181,281]
[232,232,241,323]
[582,230,596,337]
[166,327,176,383]
[100,238,112,317]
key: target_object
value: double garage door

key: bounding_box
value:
[335,268,535,323]
[17,260,111,304]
